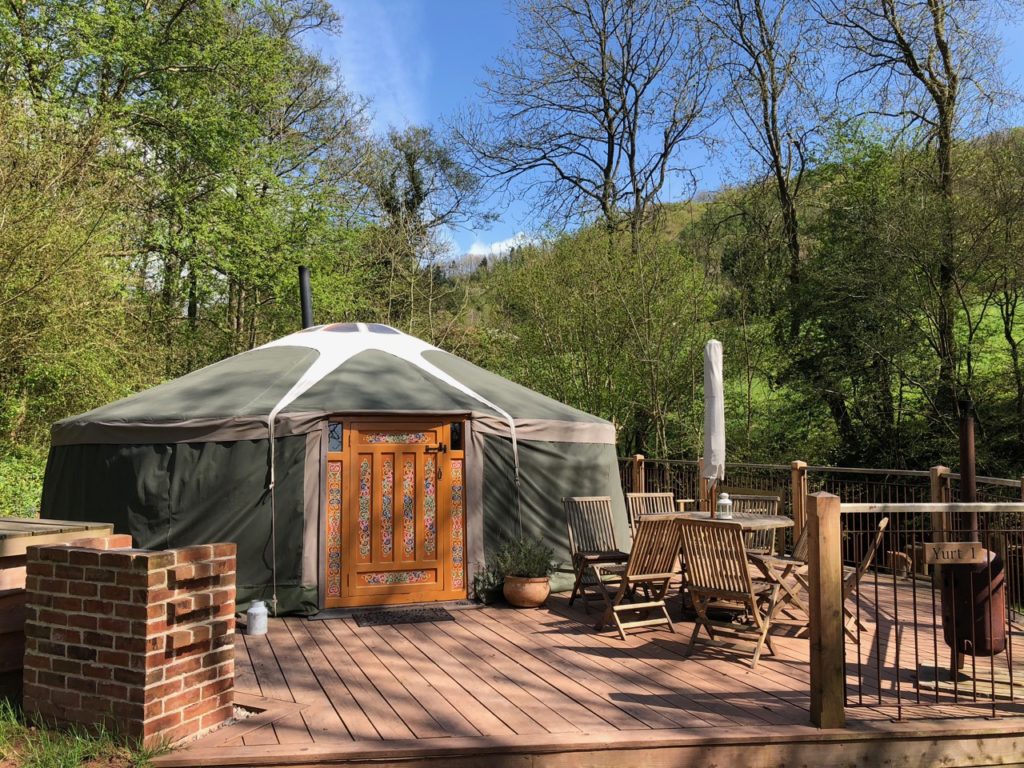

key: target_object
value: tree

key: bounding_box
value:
[458,0,722,454]
[703,0,826,338]
[817,0,1008,421]
[460,0,716,249]
[358,125,492,341]
[0,0,372,512]
[959,130,1024,465]
[479,226,717,456]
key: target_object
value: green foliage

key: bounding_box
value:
[489,535,555,579]
[0,444,47,518]
[461,125,1024,478]
[471,563,505,604]
[1,0,1023,494]
[0,697,167,767]
[0,0,374,475]
[476,226,718,457]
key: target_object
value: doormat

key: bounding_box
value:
[352,607,455,627]
[308,600,479,621]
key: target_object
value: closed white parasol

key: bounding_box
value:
[703,340,725,494]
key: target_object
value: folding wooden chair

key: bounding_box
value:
[729,493,782,554]
[843,517,889,641]
[679,518,780,668]
[562,496,629,612]
[626,492,676,534]
[749,525,809,627]
[591,515,682,640]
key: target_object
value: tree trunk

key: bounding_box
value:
[780,184,802,339]
[935,125,959,413]
[1000,290,1024,442]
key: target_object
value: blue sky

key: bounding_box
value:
[310,1,522,257]
[312,1,1024,258]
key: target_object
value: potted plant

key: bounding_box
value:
[492,535,555,608]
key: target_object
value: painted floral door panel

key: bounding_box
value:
[326,420,466,607]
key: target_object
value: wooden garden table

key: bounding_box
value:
[676,510,794,533]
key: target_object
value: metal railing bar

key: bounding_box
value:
[947,472,1023,488]
[842,503,1024,515]
[805,465,932,477]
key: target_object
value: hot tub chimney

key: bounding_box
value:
[298,266,313,329]
[959,399,977,537]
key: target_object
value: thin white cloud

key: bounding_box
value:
[467,232,536,257]
[331,1,431,130]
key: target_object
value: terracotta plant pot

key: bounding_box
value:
[502,575,550,608]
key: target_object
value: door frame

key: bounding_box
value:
[321,415,468,609]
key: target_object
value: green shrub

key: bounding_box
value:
[471,563,504,604]
[490,535,555,579]
[0,444,46,518]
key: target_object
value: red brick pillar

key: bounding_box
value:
[22,539,236,747]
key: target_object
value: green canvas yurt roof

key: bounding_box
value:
[52,323,614,445]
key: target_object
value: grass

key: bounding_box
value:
[0,696,167,768]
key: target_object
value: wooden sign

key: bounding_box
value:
[922,542,988,565]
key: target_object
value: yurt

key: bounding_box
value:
[41,323,627,614]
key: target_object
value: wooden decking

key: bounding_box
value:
[155,582,1024,767]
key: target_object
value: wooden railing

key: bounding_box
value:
[619,456,1024,543]
[619,459,1024,726]
[806,495,1024,727]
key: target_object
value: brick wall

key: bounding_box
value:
[21,537,236,747]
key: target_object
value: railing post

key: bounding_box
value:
[631,454,645,493]
[791,460,808,540]
[930,465,951,505]
[807,491,845,729]
[698,456,709,511]
[1020,475,1023,502]
[930,465,950,587]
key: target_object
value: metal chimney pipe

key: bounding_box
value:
[298,266,313,329]
[958,398,977,539]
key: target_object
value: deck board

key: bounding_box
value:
[325,617,449,739]
[451,605,651,730]
[285,619,378,741]
[162,580,1024,766]
[483,604,720,728]
[242,634,292,745]
[268,619,350,743]
[537,603,795,727]
[540,599,807,720]
[465,609,694,728]
[302,620,414,740]
[232,635,261,696]
[425,618,603,733]
[358,623,484,737]
[393,621,553,735]
[385,623,523,735]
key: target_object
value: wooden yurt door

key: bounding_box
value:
[324,419,467,607]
